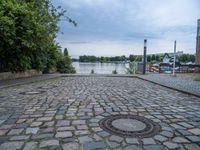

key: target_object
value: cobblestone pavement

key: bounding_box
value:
[0,74,62,89]
[0,76,200,150]
[139,73,200,97]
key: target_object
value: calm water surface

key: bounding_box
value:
[72,62,129,74]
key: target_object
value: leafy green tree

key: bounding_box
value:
[64,48,69,57]
[56,48,75,73]
[0,0,76,73]
[147,55,152,62]
[151,54,156,61]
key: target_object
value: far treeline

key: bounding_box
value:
[0,0,75,73]
[76,54,196,63]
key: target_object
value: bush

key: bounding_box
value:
[57,56,76,74]
[126,63,136,74]
[112,69,117,74]
[91,69,94,74]
[0,0,76,73]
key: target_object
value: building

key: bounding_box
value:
[196,19,200,65]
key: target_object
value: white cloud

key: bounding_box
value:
[54,0,200,56]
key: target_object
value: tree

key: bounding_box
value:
[64,48,69,57]
[151,54,156,61]
[147,55,152,62]
[0,0,76,73]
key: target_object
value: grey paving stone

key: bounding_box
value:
[30,122,42,127]
[97,131,110,137]
[23,142,38,150]
[0,76,200,149]
[10,135,30,141]
[186,136,200,142]
[172,137,190,143]
[107,141,120,148]
[142,138,156,145]
[184,144,200,150]
[144,145,165,150]
[55,131,73,138]
[126,138,139,144]
[39,139,59,148]
[8,129,23,135]
[31,133,54,140]
[62,142,80,150]
[78,136,93,143]
[0,141,24,150]
[160,131,174,138]
[188,128,200,135]
[109,135,124,143]
[26,128,39,134]
[56,120,70,127]
[154,135,168,142]
[0,130,8,136]
[83,141,106,150]
[125,145,142,150]
[163,141,179,149]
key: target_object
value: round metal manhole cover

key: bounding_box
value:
[99,115,161,138]
[20,91,46,95]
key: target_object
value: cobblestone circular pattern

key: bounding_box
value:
[99,115,161,138]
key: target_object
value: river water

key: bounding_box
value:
[72,62,129,74]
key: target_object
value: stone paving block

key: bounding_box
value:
[30,122,42,127]
[154,135,168,142]
[83,141,106,150]
[39,139,59,148]
[62,142,80,150]
[26,128,39,134]
[37,117,53,121]
[31,133,54,140]
[109,135,124,143]
[144,145,165,150]
[7,129,24,135]
[142,138,156,145]
[163,141,179,149]
[186,136,200,142]
[184,144,200,150]
[126,138,139,144]
[0,141,24,150]
[23,142,38,150]
[125,145,142,150]
[0,76,200,149]
[10,135,30,141]
[78,136,93,143]
[55,131,73,138]
[172,137,190,143]
[56,120,70,127]
[0,130,8,136]
[188,128,200,135]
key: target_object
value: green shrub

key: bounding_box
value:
[91,69,94,74]
[112,69,117,74]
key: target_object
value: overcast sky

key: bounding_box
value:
[53,0,200,58]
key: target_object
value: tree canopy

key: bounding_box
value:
[0,0,76,73]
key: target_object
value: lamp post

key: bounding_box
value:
[143,39,147,75]
[172,40,176,77]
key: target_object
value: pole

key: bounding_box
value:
[173,40,176,76]
[143,39,147,74]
